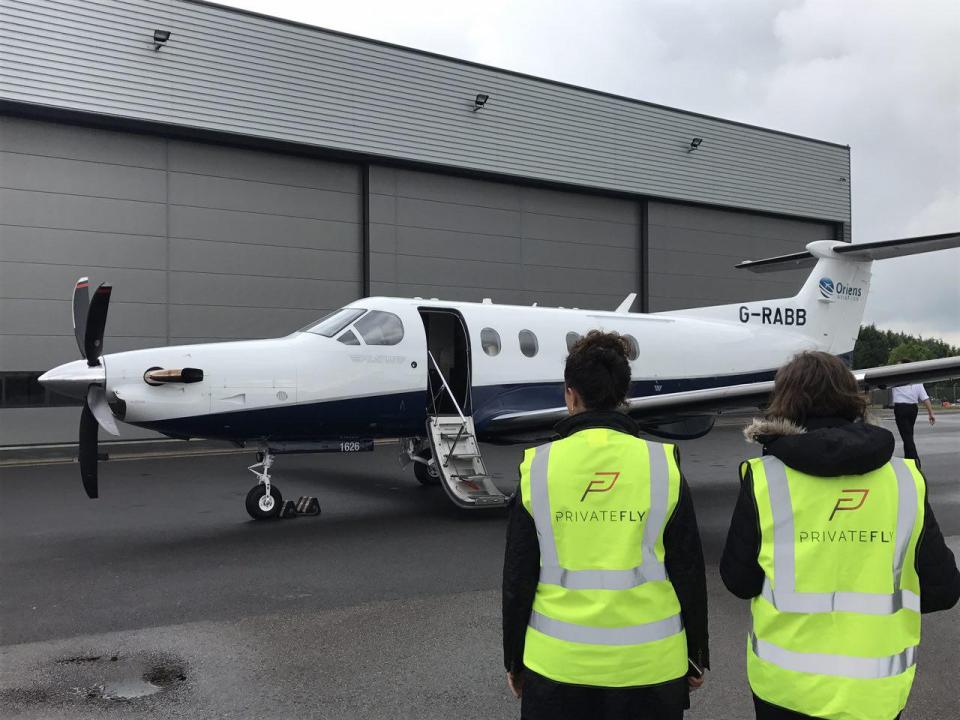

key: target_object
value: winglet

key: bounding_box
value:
[615,293,637,313]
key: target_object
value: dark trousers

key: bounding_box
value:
[754,695,901,719]
[894,403,920,468]
[520,670,687,720]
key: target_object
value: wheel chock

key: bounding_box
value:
[278,500,299,519]
[295,496,321,516]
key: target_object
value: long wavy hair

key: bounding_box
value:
[765,351,867,424]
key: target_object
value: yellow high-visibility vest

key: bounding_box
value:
[747,455,925,720]
[520,427,688,687]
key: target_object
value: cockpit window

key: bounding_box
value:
[302,308,366,337]
[354,310,404,345]
[337,330,360,345]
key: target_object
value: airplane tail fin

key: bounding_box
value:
[659,231,960,357]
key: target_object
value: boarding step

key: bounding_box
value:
[427,415,507,510]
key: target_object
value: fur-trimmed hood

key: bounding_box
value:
[743,415,894,477]
[743,416,806,444]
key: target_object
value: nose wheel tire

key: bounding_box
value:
[413,448,440,486]
[246,484,283,520]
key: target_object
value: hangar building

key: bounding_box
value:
[0,0,851,445]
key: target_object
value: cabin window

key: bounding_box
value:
[355,310,404,345]
[303,308,366,337]
[623,333,640,361]
[481,328,501,356]
[337,330,360,345]
[519,330,538,358]
[565,332,582,352]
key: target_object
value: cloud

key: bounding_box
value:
[221,0,959,343]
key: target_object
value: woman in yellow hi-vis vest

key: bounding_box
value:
[721,351,959,720]
[503,331,709,720]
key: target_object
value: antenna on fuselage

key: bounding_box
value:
[615,293,637,313]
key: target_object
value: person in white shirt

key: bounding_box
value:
[891,364,936,468]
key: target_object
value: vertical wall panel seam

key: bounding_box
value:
[639,199,649,313]
[361,163,370,297]
[164,137,171,345]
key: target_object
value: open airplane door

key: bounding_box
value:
[418,307,508,509]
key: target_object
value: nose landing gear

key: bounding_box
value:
[246,450,283,520]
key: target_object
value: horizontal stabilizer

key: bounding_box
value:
[737,231,960,274]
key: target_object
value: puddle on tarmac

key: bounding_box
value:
[1,653,187,709]
[101,677,163,699]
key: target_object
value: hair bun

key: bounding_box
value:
[564,330,632,411]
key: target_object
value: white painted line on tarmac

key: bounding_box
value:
[1,439,401,469]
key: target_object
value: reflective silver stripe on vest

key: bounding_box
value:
[529,440,669,591]
[531,611,683,646]
[751,633,917,679]
[530,443,558,566]
[538,564,666,590]
[892,459,918,586]
[761,580,921,614]
[642,443,670,577]
[761,457,920,616]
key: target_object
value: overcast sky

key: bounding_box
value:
[221,0,958,344]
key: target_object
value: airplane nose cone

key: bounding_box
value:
[38,360,106,398]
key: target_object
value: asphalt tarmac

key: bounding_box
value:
[1,412,957,719]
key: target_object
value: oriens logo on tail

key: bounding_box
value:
[819,277,835,299]
[819,276,862,301]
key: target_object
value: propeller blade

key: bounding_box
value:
[79,399,99,499]
[87,385,119,436]
[72,277,89,358]
[84,283,112,366]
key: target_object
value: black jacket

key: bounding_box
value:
[720,415,960,614]
[502,410,710,678]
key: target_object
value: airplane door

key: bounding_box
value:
[418,309,472,416]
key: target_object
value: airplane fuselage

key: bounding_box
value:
[76,295,821,445]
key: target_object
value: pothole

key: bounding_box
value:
[2,653,188,707]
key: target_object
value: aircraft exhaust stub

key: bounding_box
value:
[143,367,205,385]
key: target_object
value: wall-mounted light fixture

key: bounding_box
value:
[153,29,171,51]
[688,137,703,152]
[473,93,490,111]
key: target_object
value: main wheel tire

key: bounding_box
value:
[245,484,283,520]
[413,448,440,486]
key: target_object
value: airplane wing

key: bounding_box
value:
[483,356,960,435]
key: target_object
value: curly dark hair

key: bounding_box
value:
[564,330,632,411]
[765,350,867,424]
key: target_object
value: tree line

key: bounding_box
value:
[853,324,960,402]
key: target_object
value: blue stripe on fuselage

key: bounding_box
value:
[133,367,778,443]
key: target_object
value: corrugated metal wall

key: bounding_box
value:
[369,167,640,310]
[647,201,833,311]
[1,0,850,226]
[0,116,362,372]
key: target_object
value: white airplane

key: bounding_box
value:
[40,232,960,519]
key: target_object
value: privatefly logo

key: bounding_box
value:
[829,488,869,521]
[819,276,862,302]
[798,489,891,545]
[580,472,620,501]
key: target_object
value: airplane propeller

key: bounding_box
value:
[72,277,118,499]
